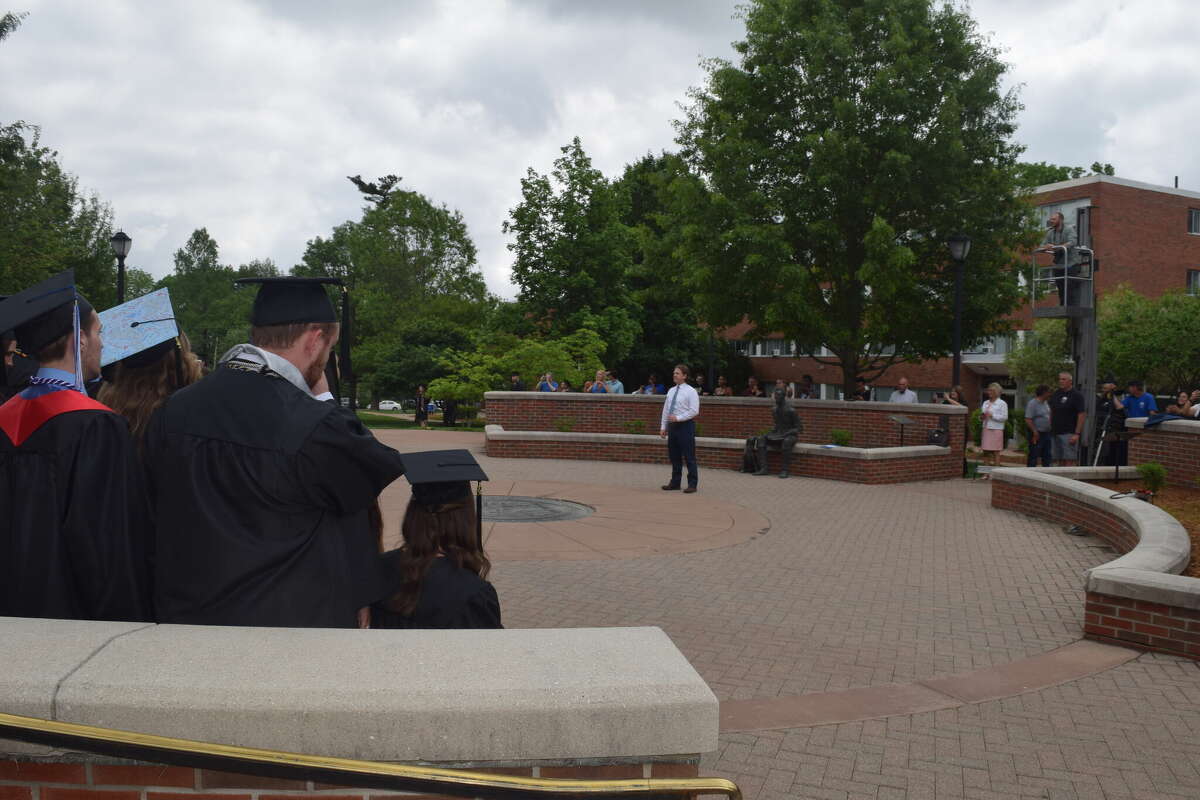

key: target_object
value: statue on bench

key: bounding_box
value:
[741,387,802,478]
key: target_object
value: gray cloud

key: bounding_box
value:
[2,1,1195,298]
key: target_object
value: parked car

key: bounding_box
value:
[378,400,401,411]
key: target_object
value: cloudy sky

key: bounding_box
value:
[3,0,1196,297]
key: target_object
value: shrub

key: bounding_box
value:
[1136,462,1168,494]
[830,428,852,447]
[553,416,576,433]
[622,419,646,435]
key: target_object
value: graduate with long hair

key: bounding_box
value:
[373,450,501,629]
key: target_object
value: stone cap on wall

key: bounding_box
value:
[991,467,1195,608]
[485,425,950,461]
[0,620,717,764]
[1125,418,1200,434]
[483,391,967,414]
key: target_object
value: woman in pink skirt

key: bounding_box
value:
[980,382,1008,466]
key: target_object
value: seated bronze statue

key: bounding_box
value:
[741,387,802,478]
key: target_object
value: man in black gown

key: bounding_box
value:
[143,277,406,628]
[0,271,154,621]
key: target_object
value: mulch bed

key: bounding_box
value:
[1093,480,1200,578]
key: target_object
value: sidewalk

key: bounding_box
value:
[374,431,1200,799]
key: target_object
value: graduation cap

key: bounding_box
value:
[235,276,354,402]
[0,270,91,390]
[98,288,180,368]
[401,449,489,548]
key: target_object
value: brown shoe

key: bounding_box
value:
[683,487,697,494]
[661,484,680,491]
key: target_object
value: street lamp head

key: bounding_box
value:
[947,233,971,262]
[110,230,132,259]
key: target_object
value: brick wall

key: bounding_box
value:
[1083,592,1200,659]
[991,478,1199,660]
[485,393,965,452]
[1128,424,1200,488]
[0,759,700,800]
[486,438,962,484]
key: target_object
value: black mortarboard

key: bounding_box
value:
[235,276,342,326]
[402,449,489,548]
[0,270,93,355]
[235,275,354,404]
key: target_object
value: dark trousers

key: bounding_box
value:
[667,420,698,488]
[1027,432,1052,467]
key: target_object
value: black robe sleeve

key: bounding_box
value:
[61,412,154,622]
[294,406,406,515]
[457,581,503,630]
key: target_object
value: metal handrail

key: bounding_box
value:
[1030,245,1095,305]
[0,712,739,800]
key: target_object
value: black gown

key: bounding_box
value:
[142,366,405,628]
[372,555,502,630]
[0,389,154,621]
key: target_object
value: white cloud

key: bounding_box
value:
[3,0,1196,298]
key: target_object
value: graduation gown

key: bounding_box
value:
[372,555,502,630]
[143,366,404,628]
[0,389,154,621]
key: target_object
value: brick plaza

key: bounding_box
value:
[376,429,1200,800]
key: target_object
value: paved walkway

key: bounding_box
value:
[374,430,1200,799]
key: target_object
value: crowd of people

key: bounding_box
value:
[0,271,500,630]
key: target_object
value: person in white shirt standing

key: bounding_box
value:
[889,377,918,403]
[660,364,700,493]
[980,382,1009,467]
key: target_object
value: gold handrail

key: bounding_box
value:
[0,712,739,800]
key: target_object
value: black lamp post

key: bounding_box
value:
[110,230,132,303]
[947,234,972,388]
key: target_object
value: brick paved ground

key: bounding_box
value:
[374,432,1200,799]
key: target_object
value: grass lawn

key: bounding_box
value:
[356,410,486,432]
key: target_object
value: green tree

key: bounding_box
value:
[429,327,607,404]
[295,177,489,403]
[0,122,118,306]
[156,228,251,367]
[1014,160,1115,189]
[504,137,639,365]
[1099,287,1200,392]
[370,318,474,403]
[1005,319,1071,389]
[669,0,1040,394]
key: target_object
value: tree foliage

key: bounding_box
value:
[504,137,639,365]
[429,328,607,403]
[1004,319,1071,389]
[1098,287,1200,392]
[669,0,1040,393]
[1013,160,1115,189]
[0,122,118,306]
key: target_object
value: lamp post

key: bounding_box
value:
[947,234,972,388]
[110,230,132,303]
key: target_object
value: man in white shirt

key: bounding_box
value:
[660,364,700,493]
[889,377,918,403]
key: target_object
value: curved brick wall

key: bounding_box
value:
[1127,418,1200,488]
[990,467,1199,659]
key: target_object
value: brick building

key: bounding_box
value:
[724,174,1200,404]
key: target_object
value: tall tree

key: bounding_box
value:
[504,137,639,365]
[1099,287,1200,393]
[669,0,1039,393]
[1014,160,1116,189]
[156,228,251,367]
[0,122,117,305]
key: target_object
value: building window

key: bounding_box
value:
[1189,209,1200,234]
[1189,270,1200,296]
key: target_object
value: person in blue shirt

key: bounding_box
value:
[1120,380,1158,418]
[588,370,609,393]
[536,372,559,392]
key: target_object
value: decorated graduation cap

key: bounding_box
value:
[0,270,91,390]
[98,288,180,368]
[235,275,354,402]
[402,449,489,548]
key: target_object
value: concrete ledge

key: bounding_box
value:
[0,621,717,763]
[1125,418,1200,434]
[990,468,1199,658]
[485,425,947,461]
